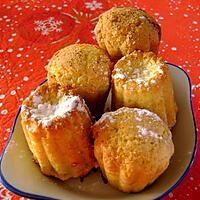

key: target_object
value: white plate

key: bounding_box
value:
[0,63,197,200]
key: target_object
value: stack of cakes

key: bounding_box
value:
[21,7,177,193]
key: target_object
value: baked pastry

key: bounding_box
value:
[47,44,112,116]
[21,83,96,180]
[112,51,177,128]
[94,7,161,60]
[92,107,174,192]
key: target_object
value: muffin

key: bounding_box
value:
[47,44,112,116]
[92,107,174,192]
[94,7,161,60]
[21,83,96,180]
[112,51,177,128]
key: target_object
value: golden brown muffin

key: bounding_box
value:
[47,44,112,116]
[21,83,96,180]
[92,107,174,192]
[112,51,177,128]
[94,7,161,60]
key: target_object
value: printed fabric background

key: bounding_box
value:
[0,0,199,199]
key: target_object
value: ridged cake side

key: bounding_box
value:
[112,51,177,128]
[21,83,96,180]
[92,107,174,192]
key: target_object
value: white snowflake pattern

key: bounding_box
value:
[85,1,103,11]
[34,17,63,35]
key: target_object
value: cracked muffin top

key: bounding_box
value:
[46,44,112,115]
[47,44,112,92]
[94,7,161,59]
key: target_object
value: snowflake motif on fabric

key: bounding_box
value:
[34,17,63,35]
[85,0,103,10]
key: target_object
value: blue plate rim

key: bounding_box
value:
[0,63,198,200]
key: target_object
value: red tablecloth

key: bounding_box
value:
[0,0,199,199]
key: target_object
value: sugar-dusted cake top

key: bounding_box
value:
[112,51,167,88]
[21,83,89,127]
[96,107,161,124]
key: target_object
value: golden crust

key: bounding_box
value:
[92,107,174,192]
[94,7,161,59]
[112,51,177,128]
[47,44,112,116]
[21,83,96,180]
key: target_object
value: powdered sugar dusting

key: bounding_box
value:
[113,73,126,79]
[135,116,142,121]
[136,125,162,139]
[139,16,146,20]
[76,100,87,112]
[32,95,42,106]
[96,107,161,126]
[96,112,115,125]
[114,107,135,115]
[150,79,156,84]
[113,60,164,87]
[134,108,161,122]
[95,108,164,138]
[22,94,87,127]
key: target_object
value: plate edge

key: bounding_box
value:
[154,62,198,200]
